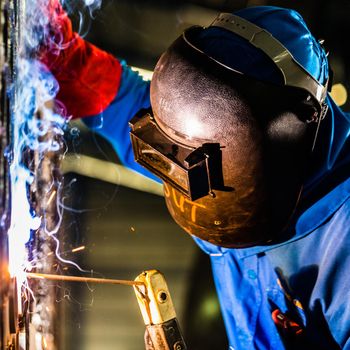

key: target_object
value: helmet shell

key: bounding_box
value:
[150,34,312,247]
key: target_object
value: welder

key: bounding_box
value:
[41,1,350,349]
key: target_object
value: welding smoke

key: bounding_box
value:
[4,1,102,348]
[8,0,100,279]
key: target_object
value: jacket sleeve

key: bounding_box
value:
[83,63,161,182]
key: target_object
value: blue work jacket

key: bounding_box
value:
[84,63,350,349]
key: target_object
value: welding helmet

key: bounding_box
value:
[130,7,330,247]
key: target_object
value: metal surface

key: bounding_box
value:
[28,108,63,350]
[0,0,20,348]
[0,0,64,348]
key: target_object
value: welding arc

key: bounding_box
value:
[26,272,144,287]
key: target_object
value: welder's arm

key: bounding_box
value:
[39,0,122,119]
[82,63,161,181]
[40,1,159,181]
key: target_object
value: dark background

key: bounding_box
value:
[83,0,350,109]
[58,1,349,349]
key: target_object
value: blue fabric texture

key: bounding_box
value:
[83,62,161,183]
[82,6,350,350]
[194,6,329,86]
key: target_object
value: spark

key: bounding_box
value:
[42,336,48,349]
[71,245,85,253]
[46,190,57,207]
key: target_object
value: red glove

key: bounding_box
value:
[39,0,122,119]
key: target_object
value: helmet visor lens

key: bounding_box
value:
[129,109,222,200]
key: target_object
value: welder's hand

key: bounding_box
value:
[38,0,122,119]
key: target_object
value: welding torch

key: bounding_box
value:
[26,269,187,350]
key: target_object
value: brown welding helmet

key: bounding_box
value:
[129,14,329,248]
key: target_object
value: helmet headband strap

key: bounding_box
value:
[210,13,328,108]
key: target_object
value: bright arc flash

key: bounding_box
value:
[7,165,41,279]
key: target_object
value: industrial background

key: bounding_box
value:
[57,0,349,349]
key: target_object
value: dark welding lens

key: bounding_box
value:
[131,136,190,191]
[129,109,220,200]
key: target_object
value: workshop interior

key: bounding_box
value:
[0,0,349,349]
